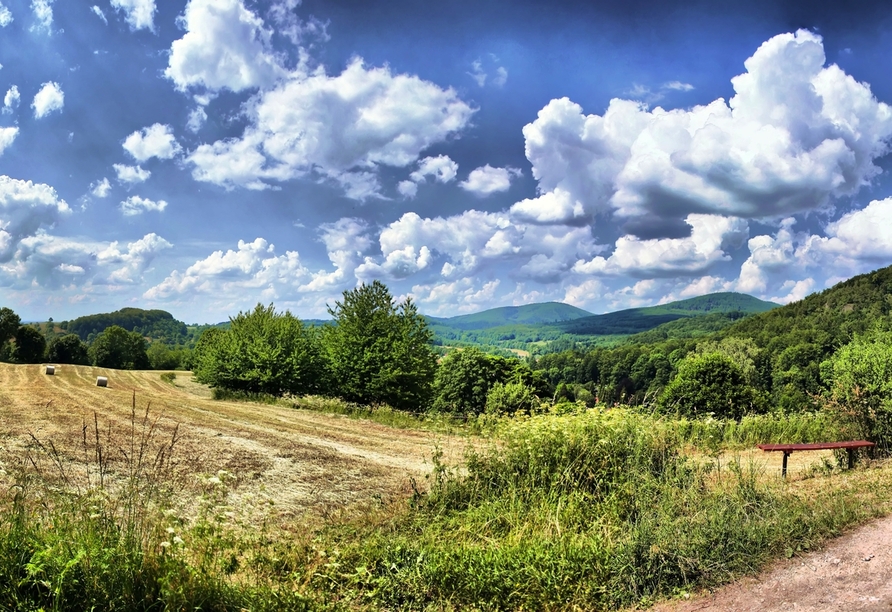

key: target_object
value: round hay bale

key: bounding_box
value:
[45,365,55,375]
[96,376,108,387]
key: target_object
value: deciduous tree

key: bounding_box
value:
[89,325,150,370]
[324,281,436,411]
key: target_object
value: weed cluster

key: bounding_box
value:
[312,407,892,610]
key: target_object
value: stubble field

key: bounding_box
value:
[0,362,465,528]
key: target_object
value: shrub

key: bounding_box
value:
[824,330,892,453]
[658,353,766,419]
[194,304,328,397]
[484,381,539,415]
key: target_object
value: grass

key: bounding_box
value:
[0,392,890,611]
[0,396,318,611]
[307,408,892,610]
[210,386,482,435]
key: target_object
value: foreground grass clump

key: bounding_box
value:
[1,398,891,611]
[0,405,318,612]
[312,408,892,610]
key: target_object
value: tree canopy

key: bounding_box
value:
[193,304,327,396]
[324,281,437,411]
[88,326,150,370]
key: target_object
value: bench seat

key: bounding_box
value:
[757,440,875,477]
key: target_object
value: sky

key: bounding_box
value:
[2,0,892,323]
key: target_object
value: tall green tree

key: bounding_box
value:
[47,334,90,365]
[0,307,21,361]
[89,325,150,370]
[193,304,327,396]
[12,326,46,363]
[324,281,437,411]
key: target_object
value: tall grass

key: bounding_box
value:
[311,407,892,610]
[0,397,889,611]
[670,411,848,451]
[0,396,317,611]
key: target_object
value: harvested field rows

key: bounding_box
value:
[0,363,464,523]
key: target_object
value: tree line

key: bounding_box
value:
[0,307,189,370]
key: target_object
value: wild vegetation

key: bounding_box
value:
[4,266,892,609]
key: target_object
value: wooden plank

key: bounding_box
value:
[757,441,875,452]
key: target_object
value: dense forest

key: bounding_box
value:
[532,266,892,412]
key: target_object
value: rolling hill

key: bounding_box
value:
[426,301,592,330]
[555,292,778,336]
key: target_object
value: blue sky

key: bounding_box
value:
[2,0,892,323]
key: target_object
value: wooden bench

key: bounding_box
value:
[757,441,875,477]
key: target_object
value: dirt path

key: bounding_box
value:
[0,363,468,522]
[651,514,892,612]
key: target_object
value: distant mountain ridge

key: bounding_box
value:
[556,292,779,336]
[426,302,593,330]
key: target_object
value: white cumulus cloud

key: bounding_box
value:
[0,175,70,263]
[31,82,64,118]
[90,178,112,198]
[574,214,749,277]
[120,195,168,216]
[30,0,52,32]
[3,85,20,113]
[188,58,475,197]
[410,155,459,184]
[0,127,17,155]
[165,0,285,93]
[110,0,155,31]
[0,3,12,27]
[145,237,310,300]
[123,124,182,162]
[523,30,892,238]
[1,231,171,289]
[113,164,151,184]
[460,164,522,196]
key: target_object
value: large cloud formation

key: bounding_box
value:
[187,58,475,197]
[521,30,892,237]
[0,176,70,262]
[165,0,284,93]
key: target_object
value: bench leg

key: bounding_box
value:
[782,451,790,478]
[847,448,854,470]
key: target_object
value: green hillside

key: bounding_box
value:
[426,302,592,331]
[531,265,892,409]
[722,266,892,348]
[555,292,778,336]
[62,308,190,345]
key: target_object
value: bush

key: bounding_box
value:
[194,304,328,397]
[484,381,539,415]
[658,353,766,419]
[824,330,892,453]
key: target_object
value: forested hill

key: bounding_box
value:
[65,308,188,344]
[554,292,778,336]
[426,302,592,331]
[722,265,892,349]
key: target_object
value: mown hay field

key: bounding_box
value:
[0,362,465,526]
